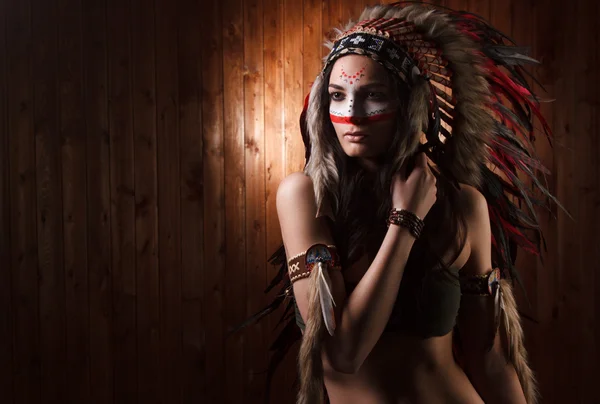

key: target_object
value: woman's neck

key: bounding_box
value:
[357,157,380,172]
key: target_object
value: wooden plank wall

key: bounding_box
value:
[0,0,598,403]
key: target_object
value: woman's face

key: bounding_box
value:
[328,54,400,162]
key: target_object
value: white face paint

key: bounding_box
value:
[329,60,399,125]
[328,55,402,162]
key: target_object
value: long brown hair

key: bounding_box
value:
[295,61,468,404]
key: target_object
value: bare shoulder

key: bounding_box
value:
[457,183,489,223]
[276,172,332,256]
[276,172,315,204]
[276,172,318,219]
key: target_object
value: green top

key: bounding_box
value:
[293,262,461,337]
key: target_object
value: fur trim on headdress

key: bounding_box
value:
[357,5,493,186]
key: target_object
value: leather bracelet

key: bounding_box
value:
[387,208,424,239]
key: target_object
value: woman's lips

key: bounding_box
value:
[344,132,368,143]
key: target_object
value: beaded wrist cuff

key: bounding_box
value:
[387,208,424,239]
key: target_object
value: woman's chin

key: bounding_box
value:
[343,144,379,159]
[343,142,369,155]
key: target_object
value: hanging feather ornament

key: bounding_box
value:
[306,245,337,336]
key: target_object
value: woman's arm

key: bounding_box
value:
[457,185,529,404]
[278,173,415,373]
[278,157,436,373]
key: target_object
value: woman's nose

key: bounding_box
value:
[347,115,367,125]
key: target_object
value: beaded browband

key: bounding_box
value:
[323,28,418,84]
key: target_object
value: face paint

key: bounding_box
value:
[329,64,398,126]
[329,111,397,125]
[327,55,400,161]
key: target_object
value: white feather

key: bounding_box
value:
[317,261,337,336]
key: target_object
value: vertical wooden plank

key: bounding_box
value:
[57,0,90,401]
[155,0,183,402]
[107,0,138,401]
[263,0,292,401]
[342,0,364,26]
[7,1,40,403]
[320,0,329,60]
[303,0,321,110]
[283,0,305,394]
[444,0,468,13]
[0,0,14,401]
[83,0,113,402]
[551,0,578,400]
[467,0,490,20]
[530,0,558,399]
[326,0,342,32]
[244,0,268,401]
[489,0,511,33]
[221,0,245,401]
[571,0,597,400]
[32,0,68,401]
[178,0,205,402]
[511,0,538,347]
[130,0,160,402]
[596,1,600,398]
[283,0,304,175]
[201,0,226,401]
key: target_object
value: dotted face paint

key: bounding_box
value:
[329,64,398,126]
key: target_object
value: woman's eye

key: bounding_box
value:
[329,92,344,101]
[367,92,385,99]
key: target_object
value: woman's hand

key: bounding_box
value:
[391,153,437,219]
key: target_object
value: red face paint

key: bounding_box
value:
[340,67,366,85]
[329,111,396,125]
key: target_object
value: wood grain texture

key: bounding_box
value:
[155,0,183,402]
[552,0,580,401]
[2,1,599,403]
[131,0,160,402]
[58,0,90,401]
[263,0,291,400]
[567,0,597,399]
[83,1,113,403]
[530,0,559,399]
[0,0,13,401]
[244,0,268,400]
[178,0,205,402]
[222,0,246,400]
[82,0,114,404]
[107,0,138,401]
[283,0,305,175]
[201,0,226,401]
[510,0,539,355]
[7,0,41,402]
[32,0,67,401]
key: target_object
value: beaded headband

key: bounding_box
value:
[322,30,420,84]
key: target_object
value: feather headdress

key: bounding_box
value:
[229,3,562,403]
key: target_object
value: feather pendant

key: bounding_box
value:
[317,261,337,336]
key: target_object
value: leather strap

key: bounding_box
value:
[459,267,501,295]
[287,244,341,283]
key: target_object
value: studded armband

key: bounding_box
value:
[287,244,341,283]
[459,267,501,296]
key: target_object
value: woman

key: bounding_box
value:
[234,3,558,403]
